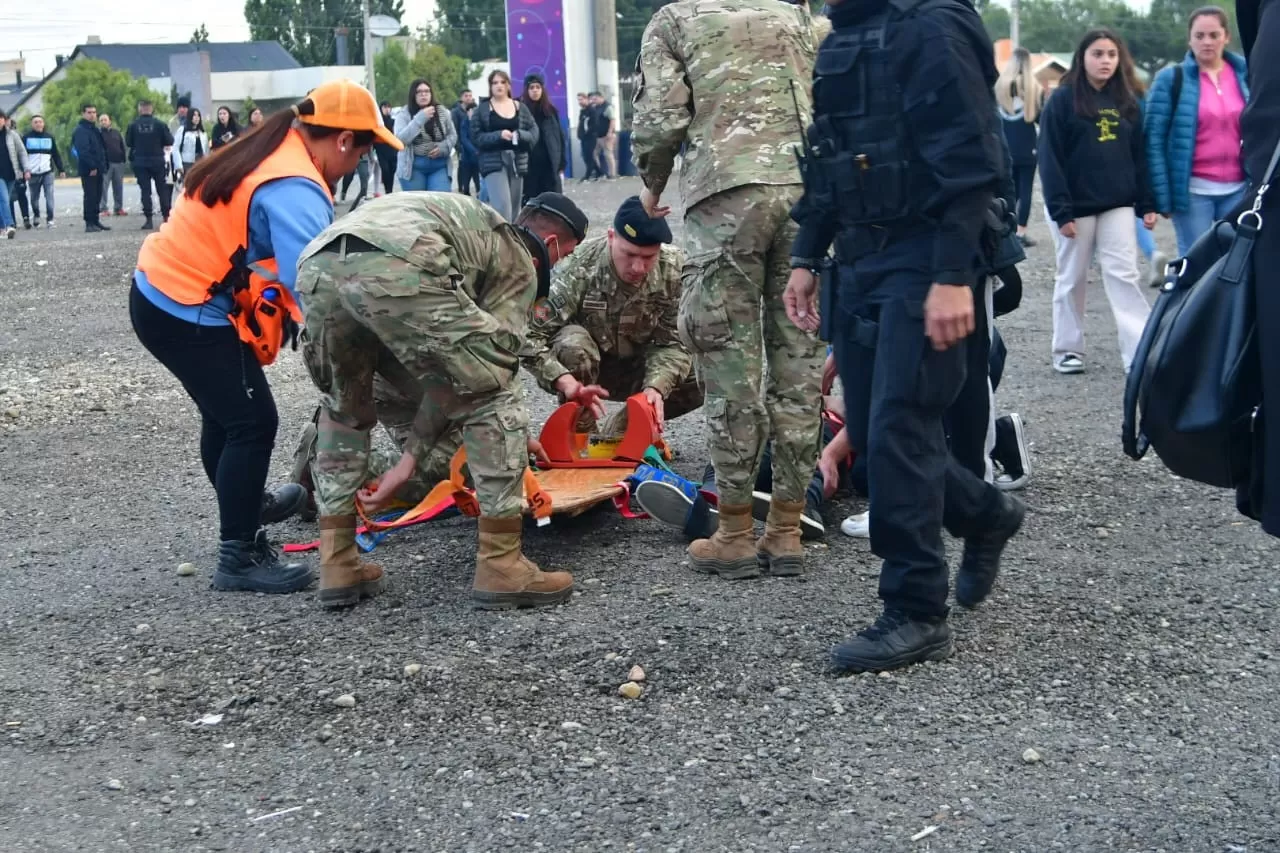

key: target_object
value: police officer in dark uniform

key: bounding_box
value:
[783,0,1026,673]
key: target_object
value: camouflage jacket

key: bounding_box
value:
[521,235,691,397]
[297,192,537,390]
[630,0,827,211]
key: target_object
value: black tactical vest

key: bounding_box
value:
[806,0,944,227]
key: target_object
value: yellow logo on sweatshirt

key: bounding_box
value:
[1097,108,1119,143]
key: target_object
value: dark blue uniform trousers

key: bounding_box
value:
[833,234,1001,618]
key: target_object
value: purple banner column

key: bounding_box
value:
[506,0,573,176]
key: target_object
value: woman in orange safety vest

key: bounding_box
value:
[129,80,402,594]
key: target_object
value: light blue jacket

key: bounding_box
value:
[392,105,457,182]
[1144,51,1249,214]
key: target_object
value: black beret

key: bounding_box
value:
[613,196,672,246]
[523,192,589,241]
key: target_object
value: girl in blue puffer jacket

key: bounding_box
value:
[1144,6,1249,256]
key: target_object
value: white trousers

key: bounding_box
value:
[1050,206,1152,370]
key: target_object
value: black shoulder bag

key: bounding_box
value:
[1122,137,1280,492]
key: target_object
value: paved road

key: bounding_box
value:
[1,178,1276,852]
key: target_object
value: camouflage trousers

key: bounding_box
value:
[291,376,462,507]
[679,184,824,505]
[299,247,530,519]
[550,324,703,431]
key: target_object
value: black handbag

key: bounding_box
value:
[1122,139,1280,489]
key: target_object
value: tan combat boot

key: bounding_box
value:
[318,515,385,608]
[688,503,759,579]
[472,516,574,609]
[756,499,806,577]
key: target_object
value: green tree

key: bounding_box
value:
[38,59,170,173]
[374,40,413,106]
[376,39,476,107]
[429,0,507,61]
[980,3,1012,42]
[240,96,259,124]
[243,0,407,66]
[190,23,211,44]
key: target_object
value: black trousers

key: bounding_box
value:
[1012,163,1036,228]
[456,160,481,195]
[1256,211,1280,535]
[945,283,993,479]
[10,176,29,223]
[833,232,1000,619]
[81,172,102,226]
[377,152,397,195]
[129,283,277,542]
[134,162,172,219]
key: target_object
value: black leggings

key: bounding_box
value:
[129,283,277,542]
[1012,163,1036,228]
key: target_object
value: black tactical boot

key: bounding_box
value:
[212,531,314,594]
[955,493,1027,609]
[141,216,154,231]
[830,610,954,673]
[260,483,308,525]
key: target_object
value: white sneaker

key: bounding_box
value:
[840,511,870,539]
[1054,354,1085,374]
[4,227,14,239]
[1150,251,1170,288]
[46,220,55,228]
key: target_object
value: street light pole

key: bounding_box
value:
[362,0,377,101]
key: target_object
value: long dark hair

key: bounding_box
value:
[521,77,558,120]
[1062,28,1143,121]
[185,109,204,132]
[183,99,374,206]
[406,78,443,138]
[215,106,239,134]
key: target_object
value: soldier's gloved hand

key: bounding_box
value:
[357,450,417,512]
[784,269,820,334]
[923,283,975,352]
[556,375,610,421]
[642,387,666,431]
[528,438,551,467]
[640,187,670,219]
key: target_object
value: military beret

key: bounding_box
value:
[523,192,589,241]
[613,195,672,246]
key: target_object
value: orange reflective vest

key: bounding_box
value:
[137,128,333,365]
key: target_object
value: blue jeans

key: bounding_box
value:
[399,155,451,192]
[1135,216,1155,261]
[1171,188,1248,256]
[0,180,12,229]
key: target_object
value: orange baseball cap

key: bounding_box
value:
[298,79,402,150]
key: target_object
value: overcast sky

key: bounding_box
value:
[3,0,440,81]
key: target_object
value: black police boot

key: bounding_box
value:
[261,483,308,525]
[955,493,1027,609]
[212,530,314,594]
[831,610,954,673]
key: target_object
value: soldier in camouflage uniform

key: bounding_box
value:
[289,375,464,521]
[296,190,589,610]
[522,196,701,433]
[631,0,828,580]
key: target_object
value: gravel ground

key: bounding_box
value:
[1,178,1277,852]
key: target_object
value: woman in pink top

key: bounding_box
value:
[1145,5,1250,255]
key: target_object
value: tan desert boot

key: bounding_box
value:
[472,516,574,609]
[756,499,806,576]
[318,515,385,608]
[687,503,759,579]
